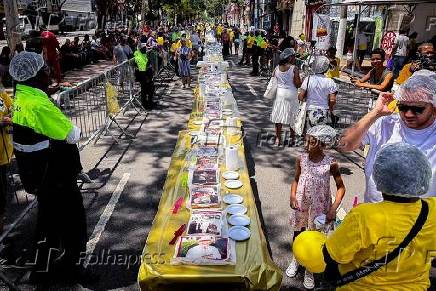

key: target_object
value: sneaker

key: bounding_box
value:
[303,270,315,289]
[285,256,299,278]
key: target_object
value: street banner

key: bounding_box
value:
[312,13,331,50]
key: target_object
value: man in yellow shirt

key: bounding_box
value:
[228,28,234,54]
[293,142,436,290]
[216,24,223,40]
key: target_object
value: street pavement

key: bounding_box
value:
[5,56,368,290]
[226,56,365,290]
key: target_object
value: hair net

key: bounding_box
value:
[310,56,330,74]
[373,143,432,197]
[9,52,44,82]
[307,125,337,146]
[279,48,295,61]
[394,70,436,106]
[293,231,327,273]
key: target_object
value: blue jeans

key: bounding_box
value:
[392,55,406,79]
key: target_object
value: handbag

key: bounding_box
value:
[323,199,429,287]
[294,101,307,136]
[263,68,278,99]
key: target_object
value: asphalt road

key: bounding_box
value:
[5,56,368,291]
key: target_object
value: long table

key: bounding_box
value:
[138,57,282,291]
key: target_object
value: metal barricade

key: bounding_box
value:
[59,73,107,148]
[332,78,379,130]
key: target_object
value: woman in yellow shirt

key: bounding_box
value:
[293,143,436,290]
[325,47,340,79]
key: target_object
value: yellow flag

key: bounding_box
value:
[106,82,120,115]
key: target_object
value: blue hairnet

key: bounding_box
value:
[373,143,431,197]
[9,52,44,82]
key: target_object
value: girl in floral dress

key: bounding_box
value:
[287,125,346,289]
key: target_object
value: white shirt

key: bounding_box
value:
[362,115,436,202]
[275,65,297,90]
[185,245,221,261]
[301,74,338,109]
[394,34,409,57]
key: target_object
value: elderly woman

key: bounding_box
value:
[298,56,338,131]
[270,48,302,145]
[292,142,435,290]
[176,38,192,88]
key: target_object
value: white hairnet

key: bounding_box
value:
[394,70,436,106]
[310,56,330,74]
[306,125,337,146]
[373,143,431,197]
[9,52,44,82]
[280,48,295,61]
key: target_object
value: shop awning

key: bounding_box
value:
[329,0,435,6]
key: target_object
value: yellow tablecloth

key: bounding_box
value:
[138,129,282,290]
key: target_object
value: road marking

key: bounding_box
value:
[84,173,130,267]
[167,82,175,95]
[247,84,257,96]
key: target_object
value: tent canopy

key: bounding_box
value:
[329,0,435,6]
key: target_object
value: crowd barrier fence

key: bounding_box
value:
[332,78,380,131]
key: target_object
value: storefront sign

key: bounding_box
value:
[381,31,396,56]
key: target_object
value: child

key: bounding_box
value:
[287,125,346,289]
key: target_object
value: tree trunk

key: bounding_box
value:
[4,0,21,54]
[336,5,347,57]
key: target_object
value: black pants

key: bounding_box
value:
[140,80,155,109]
[0,165,7,216]
[251,49,259,75]
[223,42,230,57]
[35,174,87,276]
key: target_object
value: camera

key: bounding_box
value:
[415,52,436,71]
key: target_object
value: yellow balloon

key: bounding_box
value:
[293,231,327,273]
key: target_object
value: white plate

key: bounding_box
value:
[226,204,247,215]
[229,226,251,241]
[222,171,239,180]
[223,194,243,204]
[193,120,203,125]
[228,214,250,226]
[225,180,243,189]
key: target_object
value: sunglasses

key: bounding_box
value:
[397,104,426,115]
